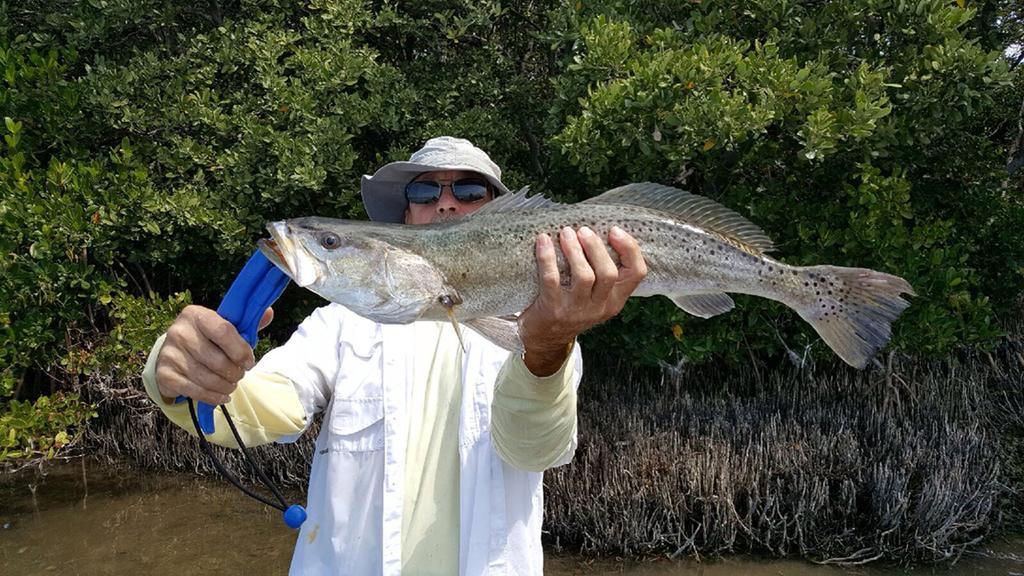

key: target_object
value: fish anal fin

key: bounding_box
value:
[583,182,774,254]
[670,293,735,319]
[464,317,522,351]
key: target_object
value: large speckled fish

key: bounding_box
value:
[259,183,914,368]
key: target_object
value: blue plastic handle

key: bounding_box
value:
[178,250,307,529]
[180,251,290,435]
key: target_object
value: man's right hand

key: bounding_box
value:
[154,305,274,405]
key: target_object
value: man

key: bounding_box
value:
[143,137,647,575]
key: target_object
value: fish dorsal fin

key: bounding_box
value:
[583,182,774,254]
[468,186,562,217]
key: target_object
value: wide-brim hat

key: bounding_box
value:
[360,136,511,223]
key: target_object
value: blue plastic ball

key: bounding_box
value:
[283,504,307,529]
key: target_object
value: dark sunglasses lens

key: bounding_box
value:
[405,181,441,204]
[452,179,488,202]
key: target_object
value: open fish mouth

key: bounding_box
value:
[258,221,298,280]
[259,220,322,287]
[258,237,288,270]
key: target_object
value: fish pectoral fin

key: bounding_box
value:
[464,317,523,351]
[436,294,467,352]
[670,293,735,319]
[446,312,467,353]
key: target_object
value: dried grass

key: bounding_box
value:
[81,377,319,490]
[544,346,1023,564]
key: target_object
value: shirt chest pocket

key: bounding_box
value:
[329,396,385,452]
[327,330,387,452]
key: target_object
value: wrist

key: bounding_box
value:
[522,336,575,377]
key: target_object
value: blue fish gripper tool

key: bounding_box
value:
[180,249,306,529]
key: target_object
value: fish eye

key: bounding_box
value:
[320,232,341,249]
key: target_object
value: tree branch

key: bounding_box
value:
[1006,92,1024,177]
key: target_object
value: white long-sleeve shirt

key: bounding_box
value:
[142,303,581,575]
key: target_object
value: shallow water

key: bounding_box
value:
[1,461,1021,575]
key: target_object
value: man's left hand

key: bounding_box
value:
[518,225,648,377]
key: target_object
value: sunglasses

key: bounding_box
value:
[405,178,490,204]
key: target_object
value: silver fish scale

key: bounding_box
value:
[413,203,786,321]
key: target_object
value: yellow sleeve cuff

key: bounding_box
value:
[142,334,307,448]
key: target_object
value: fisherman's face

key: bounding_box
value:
[403,169,493,225]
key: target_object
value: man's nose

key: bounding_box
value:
[435,187,461,213]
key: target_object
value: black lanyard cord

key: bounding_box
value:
[186,398,289,512]
[218,401,290,507]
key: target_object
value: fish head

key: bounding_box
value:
[259,218,452,323]
[260,219,338,289]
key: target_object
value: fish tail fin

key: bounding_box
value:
[793,265,915,369]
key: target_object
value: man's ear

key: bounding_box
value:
[403,205,411,224]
